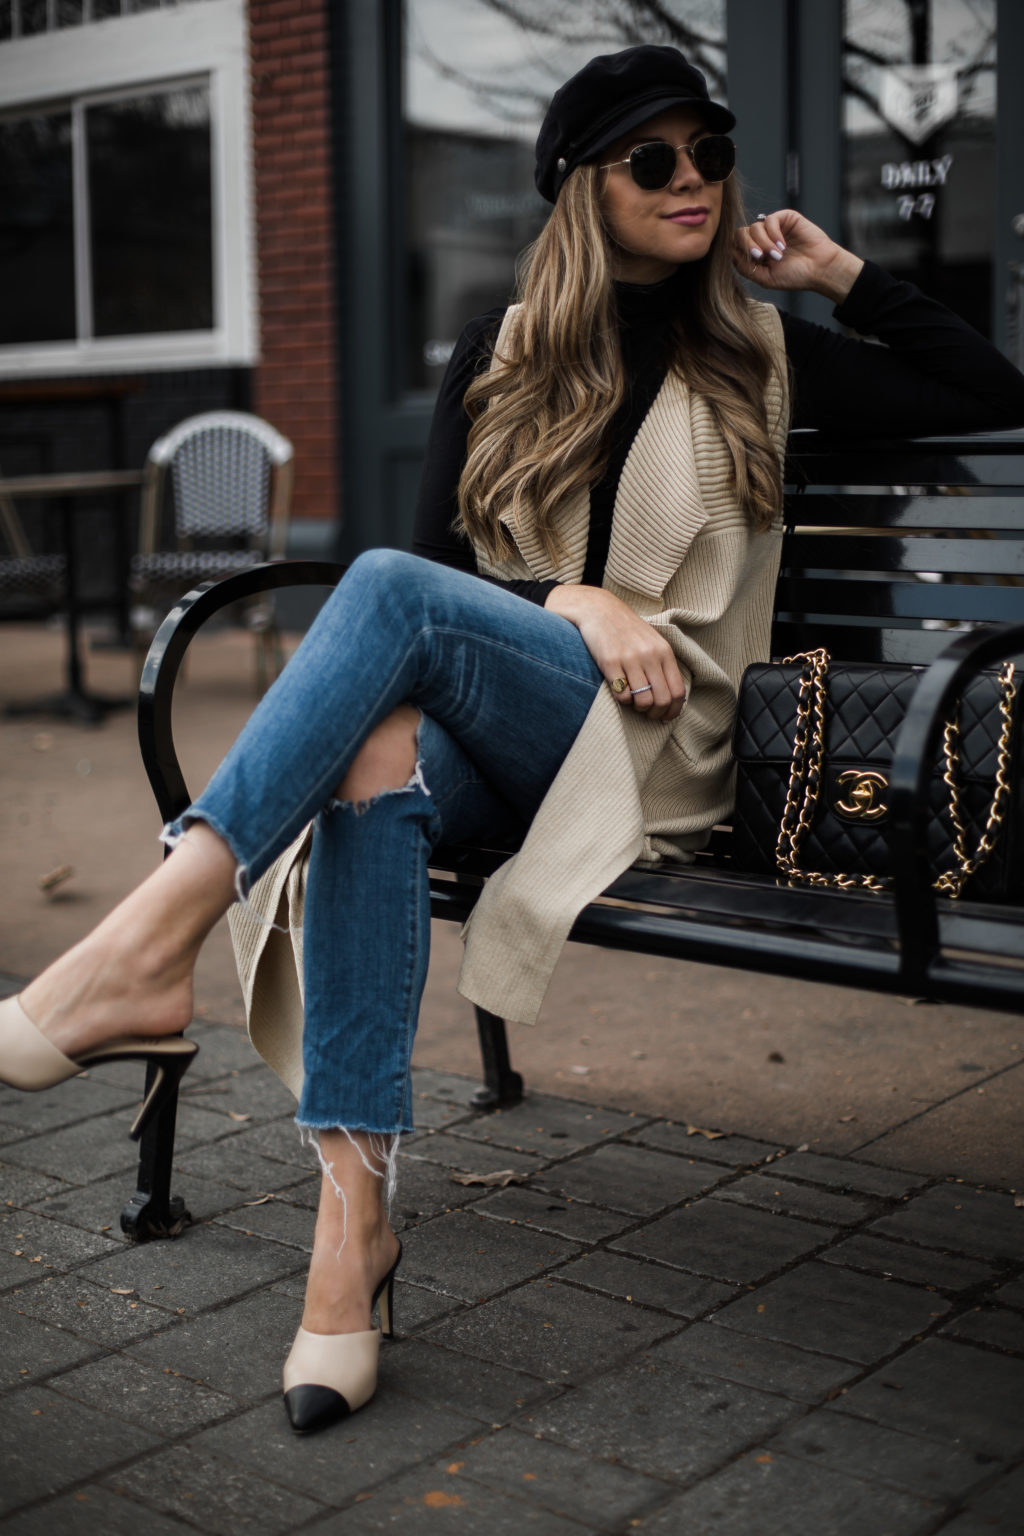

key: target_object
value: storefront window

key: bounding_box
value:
[842,0,996,336]
[402,0,727,391]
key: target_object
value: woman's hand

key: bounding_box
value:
[545,584,687,722]
[733,209,864,305]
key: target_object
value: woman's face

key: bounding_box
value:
[597,106,725,283]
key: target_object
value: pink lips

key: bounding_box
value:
[665,207,709,225]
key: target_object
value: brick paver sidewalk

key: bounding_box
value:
[2,1012,1023,1535]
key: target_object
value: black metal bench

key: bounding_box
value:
[122,429,1024,1240]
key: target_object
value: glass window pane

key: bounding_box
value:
[20,0,49,34]
[90,0,126,21]
[57,1,84,25]
[86,85,213,337]
[402,0,727,391]
[842,0,996,336]
[0,112,76,344]
[0,3,12,42]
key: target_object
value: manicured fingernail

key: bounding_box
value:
[749,247,762,260]
[769,249,783,262]
[776,239,786,251]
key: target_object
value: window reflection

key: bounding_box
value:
[402,0,727,391]
[842,0,996,336]
[0,113,76,344]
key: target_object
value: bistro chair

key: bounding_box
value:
[0,486,66,620]
[131,411,294,692]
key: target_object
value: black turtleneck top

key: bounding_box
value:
[412,261,1024,606]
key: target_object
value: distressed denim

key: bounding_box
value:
[165,549,604,1133]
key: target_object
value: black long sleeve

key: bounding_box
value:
[412,261,1024,600]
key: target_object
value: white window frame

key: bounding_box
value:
[0,0,256,375]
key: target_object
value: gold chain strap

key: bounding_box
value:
[774,648,1017,898]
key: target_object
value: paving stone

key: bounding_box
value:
[869,1185,1024,1263]
[399,1208,577,1302]
[526,1354,798,1483]
[820,1233,995,1292]
[106,1442,327,1534]
[773,1151,928,1198]
[411,1068,483,1107]
[989,1276,1024,1310]
[411,1095,477,1132]
[426,1277,675,1382]
[178,1066,298,1124]
[52,1352,236,1434]
[612,1199,833,1283]
[449,1425,669,1528]
[392,1156,495,1224]
[189,1392,481,1505]
[82,1218,305,1313]
[714,1172,874,1225]
[1,1164,72,1209]
[0,1483,196,1536]
[549,1250,734,1318]
[0,1383,163,1515]
[403,1134,541,1178]
[828,1338,1024,1458]
[305,1461,585,1536]
[965,1462,1024,1528]
[32,1167,244,1232]
[3,1274,178,1347]
[533,1143,729,1215]
[769,1407,1001,1501]
[941,1306,1024,1353]
[381,1336,556,1423]
[0,1074,138,1137]
[181,1019,265,1077]
[635,1447,934,1535]
[0,1118,140,1182]
[128,1287,301,1402]
[936,1516,1017,1536]
[214,1195,315,1250]
[626,1122,781,1166]
[222,1117,316,1169]
[174,1136,313,1193]
[448,1094,635,1156]
[0,1308,100,1391]
[0,1207,121,1287]
[169,1100,254,1148]
[473,1185,632,1242]
[712,1260,949,1364]
[654,1321,858,1404]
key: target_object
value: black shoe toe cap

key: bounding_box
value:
[284,1383,351,1433]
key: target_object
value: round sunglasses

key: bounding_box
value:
[600,134,736,189]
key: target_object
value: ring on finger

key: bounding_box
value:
[630,684,653,696]
[610,676,628,694]
[754,212,768,221]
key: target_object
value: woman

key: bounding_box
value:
[2,46,1023,1436]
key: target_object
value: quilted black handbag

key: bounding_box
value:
[730,649,1023,899]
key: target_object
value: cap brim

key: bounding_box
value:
[581,93,735,162]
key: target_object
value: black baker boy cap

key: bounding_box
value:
[535,44,736,204]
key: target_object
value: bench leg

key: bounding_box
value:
[471,1007,524,1109]
[120,1061,192,1242]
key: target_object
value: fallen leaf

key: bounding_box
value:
[838,1115,856,1123]
[450,1169,527,1188]
[570,1065,591,1076]
[1015,1194,1024,1208]
[446,1462,463,1474]
[227,1111,251,1122]
[686,1124,725,1140]
[423,1491,465,1509]
[38,865,73,895]
[242,1194,275,1206]
[110,1288,134,1296]
[755,1453,773,1465]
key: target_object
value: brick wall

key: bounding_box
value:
[249,0,338,525]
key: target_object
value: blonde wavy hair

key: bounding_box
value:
[456,162,787,565]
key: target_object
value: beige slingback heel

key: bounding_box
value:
[0,994,198,1140]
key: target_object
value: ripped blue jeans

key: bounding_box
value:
[164,549,604,1135]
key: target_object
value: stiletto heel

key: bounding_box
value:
[0,994,198,1140]
[283,1241,403,1434]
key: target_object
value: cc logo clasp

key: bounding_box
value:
[833,769,888,822]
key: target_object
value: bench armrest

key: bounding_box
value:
[890,621,1024,990]
[137,559,345,825]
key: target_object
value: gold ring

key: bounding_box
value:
[611,676,628,694]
